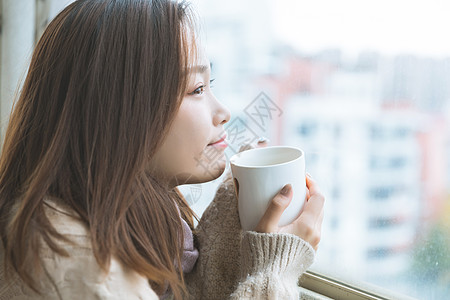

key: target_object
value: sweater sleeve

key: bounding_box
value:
[230,231,314,299]
[185,168,315,299]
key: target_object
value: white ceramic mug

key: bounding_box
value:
[230,146,306,231]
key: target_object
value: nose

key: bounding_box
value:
[213,96,231,126]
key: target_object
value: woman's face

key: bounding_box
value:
[150,52,231,187]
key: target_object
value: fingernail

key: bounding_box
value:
[280,184,291,195]
[257,137,270,144]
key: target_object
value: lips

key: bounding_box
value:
[208,134,227,146]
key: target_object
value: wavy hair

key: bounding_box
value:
[0,0,198,298]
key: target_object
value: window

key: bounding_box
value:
[368,217,402,229]
[369,186,396,200]
[2,0,448,299]
[297,122,318,137]
[190,1,450,299]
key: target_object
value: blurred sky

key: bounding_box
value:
[272,0,450,57]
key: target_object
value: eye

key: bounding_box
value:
[188,79,216,96]
[189,85,206,96]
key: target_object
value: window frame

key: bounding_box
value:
[299,270,419,300]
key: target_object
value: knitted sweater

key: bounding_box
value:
[0,172,315,300]
[185,170,315,299]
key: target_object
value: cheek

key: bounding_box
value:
[172,106,210,168]
[179,105,209,142]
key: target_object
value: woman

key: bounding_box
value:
[0,0,324,299]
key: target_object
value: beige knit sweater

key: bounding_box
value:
[185,170,315,299]
[0,171,315,300]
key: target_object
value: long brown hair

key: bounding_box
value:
[0,0,198,298]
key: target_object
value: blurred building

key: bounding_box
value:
[196,0,276,110]
[194,0,450,287]
[283,96,419,279]
[279,59,448,283]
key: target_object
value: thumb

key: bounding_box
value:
[254,184,292,233]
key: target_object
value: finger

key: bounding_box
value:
[257,137,270,147]
[238,137,269,153]
[312,209,324,251]
[306,174,322,196]
[254,184,292,233]
[301,191,325,222]
[317,209,324,233]
[295,187,324,228]
[305,187,310,201]
[238,143,255,153]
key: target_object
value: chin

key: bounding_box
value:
[190,166,224,184]
[171,164,226,186]
[207,163,227,181]
[196,157,228,183]
[171,153,227,185]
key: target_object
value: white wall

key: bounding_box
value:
[0,0,74,143]
[0,0,35,141]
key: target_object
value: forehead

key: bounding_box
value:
[196,47,209,63]
[190,62,212,74]
[184,44,211,76]
[192,47,210,71]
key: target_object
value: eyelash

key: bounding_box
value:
[189,79,215,96]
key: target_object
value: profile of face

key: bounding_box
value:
[150,50,231,187]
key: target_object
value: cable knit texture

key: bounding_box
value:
[231,231,314,299]
[185,174,243,298]
[185,168,315,299]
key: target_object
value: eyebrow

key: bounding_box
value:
[189,62,213,74]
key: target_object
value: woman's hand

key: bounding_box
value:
[254,174,325,251]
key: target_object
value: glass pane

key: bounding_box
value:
[191,0,450,299]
